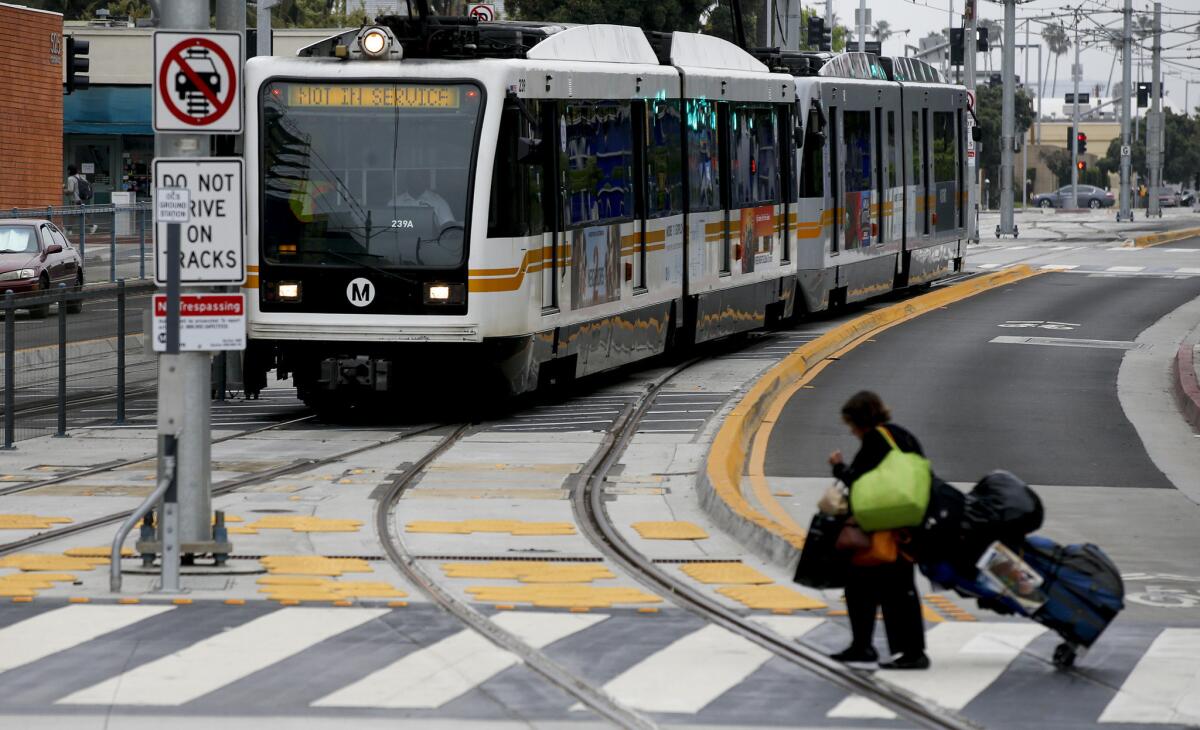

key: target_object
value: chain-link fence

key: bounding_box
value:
[1,203,153,284]
[1,280,156,446]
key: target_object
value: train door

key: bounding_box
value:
[921,108,931,235]
[828,105,840,255]
[542,101,559,311]
[779,105,793,264]
[718,102,732,275]
[874,106,884,246]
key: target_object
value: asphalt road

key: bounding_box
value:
[0,290,149,351]
[1161,235,1200,250]
[765,273,1200,488]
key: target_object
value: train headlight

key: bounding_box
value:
[278,282,301,301]
[423,282,464,305]
[358,26,391,59]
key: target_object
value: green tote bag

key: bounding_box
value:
[848,427,932,532]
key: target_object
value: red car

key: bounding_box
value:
[0,219,84,317]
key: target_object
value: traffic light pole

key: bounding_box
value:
[1147,2,1162,219]
[1118,0,1133,222]
[998,0,1016,237]
[1070,19,1080,209]
[964,0,978,243]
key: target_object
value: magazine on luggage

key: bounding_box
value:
[976,541,1048,612]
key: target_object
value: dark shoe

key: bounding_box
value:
[830,645,879,669]
[880,651,930,670]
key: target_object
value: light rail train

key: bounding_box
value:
[241,14,970,409]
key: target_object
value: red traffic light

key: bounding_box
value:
[1076,160,1087,171]
[1077,133,1086,142]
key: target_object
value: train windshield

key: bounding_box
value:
[260,81,483,269]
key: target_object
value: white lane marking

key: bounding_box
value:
[0,605,174,675]
[989,335,1141,350]
[1009,246,1030,250]
[1099,628,1200,724]
[749,615,826,639]
[1161,248,1200,253]
[1040,264,1079,270]
[597,624,773,713]
[58,608,387,706]
[827,623,1046,719]
[1048,245,1073,250]
[1177,268,1200,274]
[977,264,1001,269]
[1107,266,1145,272]
[313,612,607,709]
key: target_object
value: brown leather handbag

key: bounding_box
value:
[836,521,900,566]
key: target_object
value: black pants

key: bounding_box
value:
[845,560,925,655]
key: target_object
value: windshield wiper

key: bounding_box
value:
[319,248,420,285]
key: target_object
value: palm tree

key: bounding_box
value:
[1041,23,1070,101]
[871,18,893,48]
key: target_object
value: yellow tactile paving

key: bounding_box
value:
[242,516,363,533]
[64,547,135,558]
[258,579,407,602]
[406,519,576,536]
[680,562,772,585]
[465,584,663,608]
[440,561,615,583]
[0,515,73,530]
[631,521,709,540]
[259,556,373,576]
[228,527,260,535]
[716,585,828,611]
[0,555,107,571]
[0,572,76,597]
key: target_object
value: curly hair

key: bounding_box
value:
[841,391,891,430]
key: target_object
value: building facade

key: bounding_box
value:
[0,3,64,208]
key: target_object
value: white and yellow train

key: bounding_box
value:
[241,18,968,407]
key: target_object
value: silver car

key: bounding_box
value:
[1032,185,1115,209]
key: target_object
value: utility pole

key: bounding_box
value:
[1023,19,1029,209]
[1070,16,1080,210]
[1118,0,1133,221]
[1147,2,1162,218]
[857,0,866,52]
[998,0,1016,237]
[826,0,833,39]
[964,0,978,242]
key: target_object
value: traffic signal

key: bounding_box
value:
[1077,132,1087,155]
[1137,82,1150,108]
[1076,160,1087,172]
[808,16,832,52]
[65,35,89,95]
[949,27,964,66]
[976,26,989,52]
[1066,126,1074,147]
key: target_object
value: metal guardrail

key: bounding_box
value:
[1,280,157,447]
[1,203,154,283]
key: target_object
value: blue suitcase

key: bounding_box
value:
[920,536,1124,668]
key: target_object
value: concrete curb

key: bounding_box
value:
[699,265,1041,567]
[1173,342,1200,433]
[1126,225,1200,249]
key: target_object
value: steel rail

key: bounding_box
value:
[0,422,442,556]
[372,424,657,730]
[569,363,983,730]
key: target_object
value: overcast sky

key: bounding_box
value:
[824,0,1199,115]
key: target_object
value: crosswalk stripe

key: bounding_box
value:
[1178,267,1200,274]
[597,624,773,713]
[1106,266,1145,273]
[313,611,607,708]
[0,605,173,675]
[1099,628,1200,724]
[750,614,826,639]
[826,622,1046,719]
[57,607,387,706]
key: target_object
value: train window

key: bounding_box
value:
[561,101,635,227]
[488,99,545,238]
[842,110,871,250]
[798,109,824,199]
[645,99,684,219]
[887,111,898,189]
[729,105,779,208]
[686,99,722,213]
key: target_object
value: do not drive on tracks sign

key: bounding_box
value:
[154,31,242,133]
[152,293,246,352]
[154,158,245,286]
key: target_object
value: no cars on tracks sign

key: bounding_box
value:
[154,31,242,133]
[154,158,245,286]
[467,3,496,21]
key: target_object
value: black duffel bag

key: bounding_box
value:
[794,513,850,588]
[965,470,1044,544]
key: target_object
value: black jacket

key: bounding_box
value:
[832,423,924,487]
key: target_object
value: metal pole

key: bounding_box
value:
[1023,20,1029,208]
[139,205,146,279]
[857,0,865,52]
[1147,2,1162,219]
[116,279,126,424]
[964,0,978,242]
[56,284,68,438]
[998,0,1016,236]
[3,291,14,450]
[157,0,213,566]
[1119,0,1133,221]
[1036,45,1042,145]
[825,0,832,38]
[109,209,117,283]
[1070,19,1080,209]
[257,0,275,57]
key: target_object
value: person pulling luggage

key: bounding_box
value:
[827,391,931,670]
